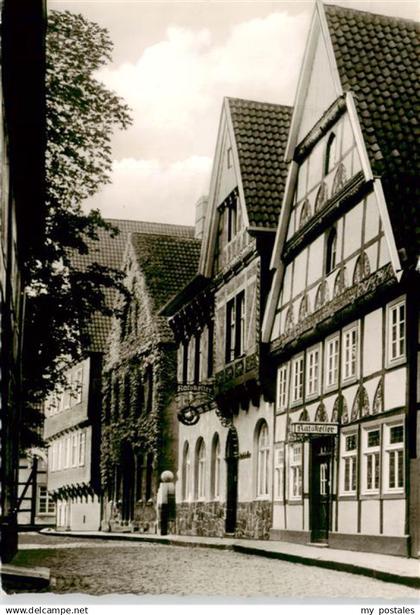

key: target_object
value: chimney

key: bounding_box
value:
[194,195,208,240]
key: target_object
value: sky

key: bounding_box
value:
[49,0,419,226]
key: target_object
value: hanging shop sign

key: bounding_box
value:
[290,422,338,436]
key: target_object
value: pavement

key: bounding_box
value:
[35,528,420,589]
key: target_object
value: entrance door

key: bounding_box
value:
[225,429,238,534]
[310,437,333,542]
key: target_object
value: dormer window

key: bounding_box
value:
[324,132,336,175]
[227,147,233,168]
[325,227,337,274]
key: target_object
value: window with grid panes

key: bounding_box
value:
[388,300,405,362]
[341,433,357,494]
[363,428,380,493]
[277,364,288,411]
[291,356,304,403]
[343,326,358,381]
[326,335,339,388]
[384,423,404,492]
[306,347,319,397]
[289,443,302,499]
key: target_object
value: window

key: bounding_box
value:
[145,453,153,500]
[291,356,304,403]
[136,375,144,417]
[306,346,320,397]
[113,379,120,420]
[227,147,233,169]
[325,228,337,274]
[182,340,189,384]
[123,374,131,417]
[289,443,302,499]
[78,431,86,466]
[227,197,238,242]
[274,444,285,500]
[277,364,289,411]
[388,300,406,363]
[196,439,206,499]
[71,433,79,468]
[193,333,201,384]
[363,428,380,494]
[38,486,55,515]
[207,321,214,378]
[256,422,270,497]
[225,291,245,363]
[211,434,221,499]
[213,213,223,275]
[324,132,336,175]
[144,365,153,412]
[342,325,358,381]
[182,442,191,501]
[341,433,357,494]
[325,335,339,389]
[384,423,404,492]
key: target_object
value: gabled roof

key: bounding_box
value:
[227,97,292,229]
[130,232,201,312]
[71,219,195,352]
[324,3,419,263]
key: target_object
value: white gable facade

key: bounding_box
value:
[263,3,412,556]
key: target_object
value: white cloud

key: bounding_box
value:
[92,10,310,220]
[87,156,212,225]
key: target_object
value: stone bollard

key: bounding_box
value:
[156,470,175,536]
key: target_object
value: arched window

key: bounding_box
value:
[256,422,270,497]
[123,373,131,417]
[182,442,191,501]
[299,199,311,229]
[144,365,153,412]
[135,370,144,417]
[353,252,371,285]
[195,439,206,499]
[211,434,221,500]
[324,132,336,175]
[145,453,153,500]
[113,378,120,421]
[325,228,337,274]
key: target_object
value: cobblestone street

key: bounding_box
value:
[11,533,419,598]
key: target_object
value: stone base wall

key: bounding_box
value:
[176,502,226,537]
[176,500,272,540]
[236,501,272,540]
[101,497,157,533]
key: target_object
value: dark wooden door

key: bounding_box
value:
[225,429,238,534]
[311,437,333,542]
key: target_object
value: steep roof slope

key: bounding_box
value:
[324,3,419,264]
[130,232,201,312]
[71,219,195,352]
[227,97,292,229]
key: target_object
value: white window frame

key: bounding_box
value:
[256,423,270,498]
[37,485,55,515]
[71,433,79,468]
[182,443,191,502]
[340,431,358,495]
[289,443,302,500]
[325,334,340,390]
[342,322,359,383]
[386,298,406,366]
[196,440,206,500]
[362,426,381,495]
[383,421,404,494]
[78,431,86,467]
[273,444,285,501]
[291,355,304,405]
[277,363,289,412]
[306,344,320,398]
[211,436,221,500]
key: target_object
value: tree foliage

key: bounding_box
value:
[22,10,132,446]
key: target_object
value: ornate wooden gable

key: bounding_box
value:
[262,1,402,348]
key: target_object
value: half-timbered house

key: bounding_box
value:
[261,3,419,556]
[162,98,291,538]
[100,225,200,532]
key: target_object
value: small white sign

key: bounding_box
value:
[291,422,338,435]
